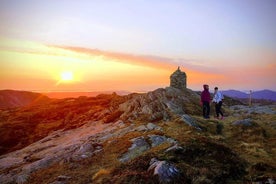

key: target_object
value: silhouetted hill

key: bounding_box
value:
[222,90,248,99]
[222,89,276,101]
[252,90,276,101]
[0,90,50,109]
[43,90,130,99]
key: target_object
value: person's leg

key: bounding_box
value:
[215,103,219,118]
[203,102,206,118]
[206,102,210,118]
[218,101,224,117]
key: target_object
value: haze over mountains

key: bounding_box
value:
[0,89,274,109]
[43,91,131,99]
[0,90,50,109]
[222,89,276,101]
[0,88,275,109]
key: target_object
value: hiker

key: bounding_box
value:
[201,84,211,119]
[212,87,224,119]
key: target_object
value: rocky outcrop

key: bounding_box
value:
[0,87,201,157]
[3,86,268,183]
[119,135,177,163]
[0,115,174,183]
[0,120,131,184]
[0,93,128,156]
[119,137,151,163]
[119,87,201,122]
[180,114,201,130]
[135,122,163,132]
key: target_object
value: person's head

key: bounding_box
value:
[203,84,209,90]
[214,87,218,91]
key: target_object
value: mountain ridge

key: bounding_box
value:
[222,89,276,101]
[0,90,50,109]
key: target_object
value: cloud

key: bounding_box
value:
[2,38,275,91]
[0,38,220,73]
[52,45,177,70]
[52,45,224,75]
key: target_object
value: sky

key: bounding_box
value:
[0,0,275,92]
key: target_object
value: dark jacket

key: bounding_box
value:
[201,85,211,102]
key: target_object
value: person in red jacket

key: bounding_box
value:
[201,84,211,119]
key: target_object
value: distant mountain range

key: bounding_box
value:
[222,89,276,101]
[0,90,132,109]
[1,89,275,109]
[43,90,130,99]
[0,90,50,109]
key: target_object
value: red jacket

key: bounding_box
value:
[201,85,211,102]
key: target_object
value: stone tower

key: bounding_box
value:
[170,66,187,90]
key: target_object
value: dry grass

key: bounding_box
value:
[92,168,112,183]
[18,111,276,183]
[3,92,276,183]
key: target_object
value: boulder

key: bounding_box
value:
[232,119,253,126]
[180,114,201,130]
[135,123,163,132]
[119,137,150,163]
[119,135,177,163]
[148,158,180,183]
[146,122,163,131]
[119,87,200,122]
[148,135,176,147]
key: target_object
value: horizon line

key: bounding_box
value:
[1,88,276,93]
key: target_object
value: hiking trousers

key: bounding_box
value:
[215,101,223,117]
[203,101,210,118]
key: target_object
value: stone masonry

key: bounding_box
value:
[170,67,187,90]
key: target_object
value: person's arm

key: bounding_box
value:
[212,93,217,103]
[200,92,203,105]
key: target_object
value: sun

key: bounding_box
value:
[60,71,73,81]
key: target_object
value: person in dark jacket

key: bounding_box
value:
[201,84,211,119]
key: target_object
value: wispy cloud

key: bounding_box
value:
[53,45,177,70]
[53,45,224,75]
[1,38,275,91]
[0,38,225,74]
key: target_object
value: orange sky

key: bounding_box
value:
[1,1,276,92]
[0,38,275,92]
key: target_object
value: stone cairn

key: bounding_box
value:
[170,67,187,90]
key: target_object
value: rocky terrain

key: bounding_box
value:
[0,87,275,183]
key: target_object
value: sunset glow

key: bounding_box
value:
[61,71,73,82]
[0,1,275,92]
